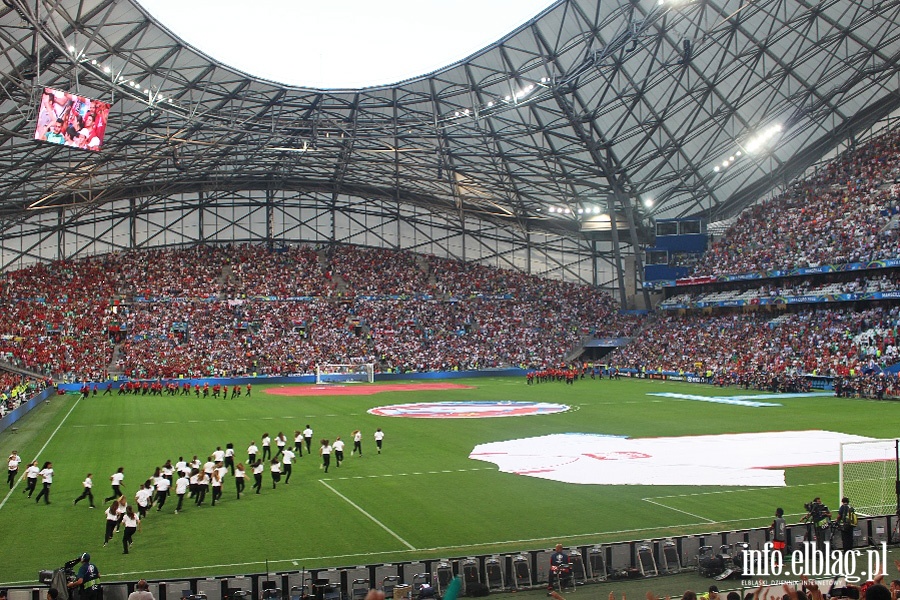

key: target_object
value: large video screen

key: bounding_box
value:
[34,88,111,151]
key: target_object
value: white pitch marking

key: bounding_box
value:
[323,467,493,482]
[319,480,415,550]
[643,480,839,501]
[642,498,715,523]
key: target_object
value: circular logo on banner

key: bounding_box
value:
[368,401,570,419]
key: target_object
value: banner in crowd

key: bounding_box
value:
[646,257,900,289]
[660,289,900,310]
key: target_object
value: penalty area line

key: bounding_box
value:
[319,480,416,550]
[641,498,715,523]
[643,480,839,500]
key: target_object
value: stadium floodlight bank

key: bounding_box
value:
[315,363,375,384]
[839,438,900,516]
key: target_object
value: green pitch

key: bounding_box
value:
[0,377,897,586]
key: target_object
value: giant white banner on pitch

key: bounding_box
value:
[469,430,877,486]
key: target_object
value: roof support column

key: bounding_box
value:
[606,196,627,308]
[265,188,274,249]
[56,208,64,261]
[129,198,137,250]
[553,90,644,309]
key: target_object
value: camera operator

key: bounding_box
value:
[66,553,100,600]
[803,497,832,528]
[802,497,832,549]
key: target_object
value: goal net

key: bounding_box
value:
[315,363,374,384]
[839,439,899,516]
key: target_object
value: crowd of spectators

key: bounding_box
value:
[694,127,900,276]
[0,244,628,380]
[661,270,900,309]
[0,372,51,418]
[3,238,899,395]
[607,306,900,390]
[833,372,900,399]
[4,127,900,392]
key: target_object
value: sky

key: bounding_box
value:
[136,0,558,89]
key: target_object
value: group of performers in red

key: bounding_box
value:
[73,380,253,398]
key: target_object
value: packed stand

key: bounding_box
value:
[0,243,630,381]
[694,127,900,276]
[327,245,430,297]
[660,270,900,308]
[0,372,51,417]
[607,306,900,393]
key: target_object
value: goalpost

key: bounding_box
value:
[839,438,900,516]
[315,363,375,384]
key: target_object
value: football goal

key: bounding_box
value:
[315,363,375,384]
[839,438,899,516]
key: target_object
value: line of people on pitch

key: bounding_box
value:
[66,428,384,551]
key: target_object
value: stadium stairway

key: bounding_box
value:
[317,248,350,295]
[415,253,437,287]
[563,335,592,363]
[219,263,236,292]
[107,343,125,376]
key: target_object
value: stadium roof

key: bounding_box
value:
[1,0,899,241]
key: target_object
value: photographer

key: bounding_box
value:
[66,553,100,600]
[547,544,570,593]
[837,497,856,551]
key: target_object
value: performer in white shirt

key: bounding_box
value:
[374,428,385,454]
[174,473,189,513]
[104,467,125,503]
[74,473,95,508]
[7,450,22,489]
[333,437,345,467]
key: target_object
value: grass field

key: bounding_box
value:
[1,376,898,586]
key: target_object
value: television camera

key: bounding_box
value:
[802,499,834,529]
[38,557,83,600]
[697,543,750,580]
